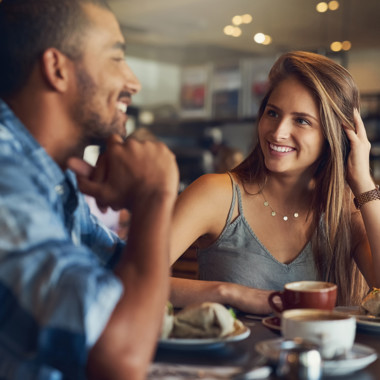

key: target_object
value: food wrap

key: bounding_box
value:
[361,287,380,316]
[169,302,241,338]
[161,302,174,338]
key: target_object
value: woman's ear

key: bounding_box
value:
[40,48,71,93]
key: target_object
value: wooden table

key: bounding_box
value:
[154,314,380,379]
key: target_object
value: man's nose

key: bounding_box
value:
[123,63,142,94]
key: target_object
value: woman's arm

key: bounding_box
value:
[170,277,274,315]
[170,173,235,265]
[345,110,380,287]
[170,174,274,315]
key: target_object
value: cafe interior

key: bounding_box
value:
[98,0,380,277]
[92,1,380,378]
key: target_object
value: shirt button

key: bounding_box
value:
[55,185,64,195]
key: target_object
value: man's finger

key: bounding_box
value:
[76,176,104,198]
[67,157,94,178]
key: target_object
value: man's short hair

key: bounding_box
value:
[0,0,110,98]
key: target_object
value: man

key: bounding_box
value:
[0,1,179,379]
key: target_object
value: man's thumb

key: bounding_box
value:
[67,157,94,179]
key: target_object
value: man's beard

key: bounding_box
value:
[71,66,126,149]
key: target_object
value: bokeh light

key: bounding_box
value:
[316,2,328,13]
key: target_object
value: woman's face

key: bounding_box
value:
[258,76,325,178]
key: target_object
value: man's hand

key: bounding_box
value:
[68,134,179,211]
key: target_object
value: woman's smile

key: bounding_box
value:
[268,142,295,154]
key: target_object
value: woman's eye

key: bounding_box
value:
[296,118,311,126]
[267,109,278,117]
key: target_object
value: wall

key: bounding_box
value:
[348,49,380,93]
[124,50,380,164]
[126,56,181,108]
[126,49,380,109]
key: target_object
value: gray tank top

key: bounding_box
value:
[198,174,318,290]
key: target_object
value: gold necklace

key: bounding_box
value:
[260,190,299,222]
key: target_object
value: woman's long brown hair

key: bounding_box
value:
[232,51,368,305]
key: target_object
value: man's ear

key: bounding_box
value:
[41,48,73,93]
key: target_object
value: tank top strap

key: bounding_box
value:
[226,172,244,223]
[234,179,245,216]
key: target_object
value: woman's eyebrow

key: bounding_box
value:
[292,111,319,122]
[267,103,319,122]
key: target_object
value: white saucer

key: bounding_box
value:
[159,324,250,350]
[255,338,377,376]
[335,306,380,333]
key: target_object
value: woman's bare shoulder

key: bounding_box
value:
[183,173,234,195]
[175,173,236,222]
[171,173,237,257]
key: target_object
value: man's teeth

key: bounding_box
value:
[117,102,127,113]
[270,143,293,153]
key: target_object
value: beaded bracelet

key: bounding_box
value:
[354,185,380,210]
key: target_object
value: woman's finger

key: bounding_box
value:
[353,109,367,138]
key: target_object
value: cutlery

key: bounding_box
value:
[232,356,272,380]
[231,365,272,380]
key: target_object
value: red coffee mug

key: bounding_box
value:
[268,281,337,314]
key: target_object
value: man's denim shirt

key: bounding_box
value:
[0,100,125,379]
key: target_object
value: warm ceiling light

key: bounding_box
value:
[231,27,242,37]
[330,41,342,52]
[328,1,339,11]
[232,15,243,25]
[316,2,328,12]
[262,35,272,45]
[254,33,266,44]
[139,111,154,125]
[242,14,253,24]
[224,25,234,35]
[342,40,352,51]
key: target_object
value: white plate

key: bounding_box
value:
[158,324,250,350]
[255,338,377,376]
[335,306,380,333]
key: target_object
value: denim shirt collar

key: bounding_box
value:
[0,99,79,189]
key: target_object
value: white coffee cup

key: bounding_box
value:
[281,309,356,359]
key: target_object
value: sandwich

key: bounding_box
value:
[161,301,174,339]
[361,287,380,316]
[171,302,242,339]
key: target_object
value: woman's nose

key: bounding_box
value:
[271,118,291,140]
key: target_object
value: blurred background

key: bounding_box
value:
[86,0,380,278]
[88,0,380,188]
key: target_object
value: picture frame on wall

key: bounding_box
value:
[180,64,212,119]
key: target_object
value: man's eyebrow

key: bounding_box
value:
[112,41,126,53]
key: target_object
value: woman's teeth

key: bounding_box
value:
[117,102,127,113]
[270,143,293,153]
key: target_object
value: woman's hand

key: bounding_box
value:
[343,109,375,196]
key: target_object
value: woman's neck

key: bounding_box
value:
[260,174,315,219]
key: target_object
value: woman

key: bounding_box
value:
[170,51,380,314]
